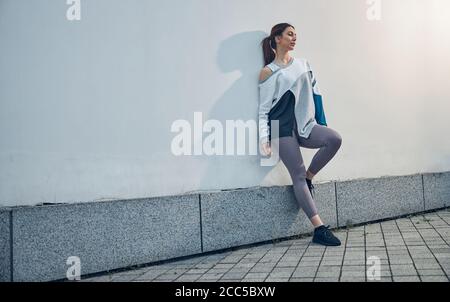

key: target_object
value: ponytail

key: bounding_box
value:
[261,36,276,66]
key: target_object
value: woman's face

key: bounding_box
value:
[276,27,297,51]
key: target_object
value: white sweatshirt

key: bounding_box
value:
[258,57,323,144]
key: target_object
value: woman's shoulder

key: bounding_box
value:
[259,66,273,84]
[260,61,277,74]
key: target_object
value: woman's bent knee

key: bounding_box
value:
[330,131,342,148]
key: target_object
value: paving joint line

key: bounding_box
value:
[394,218,422,281]
[379,221,394,281]
[261,241,296,282]
[412,212,450,282]
[338,228,349,282]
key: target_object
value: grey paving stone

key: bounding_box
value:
[194,279,221,282]
[344,255,365,261]
[185,268,210,274]
[305,246,327,251]
[408,247,433,254]
[326,249,344,257]
[387,253,410,260]
[197,273,226,280]
[234,262,256,269]
[241,278,266,282]
[153,274,181,281]
[248,265,275,273]
[314,277,340,282]
[267,271,293,279]
[212,263,235,269]
[265,277,290,282]
[193,263,216,269]
[413,260,442,269]
[81,275,114,282]
[321,255,345,260]
[389,257,414,264]
[292,267,318,278]
[299,256,322,261]
[289,277,314,282]
[207,268,231,274]
[316,266,341,278]
[343,259,366,266]
[173,274,202,282]
[367,277,393,282]
[420,276,449,282]
[417,269,446,276]
[365,260,389,270]
[366,254,389,261]
[270,267,296,275]
[244,272,269,279]
[218,256,245,264]
[341,265,365,271]
[300,255,323,261]
[346,242,365,248]
[340,270,365,278]
[410,253,435,259]
[320,260,343,266]
[240,257,262,262]
[275,261,299,268]
[366,247,388,252]
[378,268,393,278]
[133,270,169,281]
[280,256,302,262]
[297,261,321,267]
[393,276,421,282]
[339,277,366,282]
[390,265,418,276]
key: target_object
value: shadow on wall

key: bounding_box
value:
[194,30,292,194]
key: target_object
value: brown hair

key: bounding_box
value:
[260,23,295,66]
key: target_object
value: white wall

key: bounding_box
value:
[1,0,449,207]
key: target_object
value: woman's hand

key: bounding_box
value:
[261,142,272,156]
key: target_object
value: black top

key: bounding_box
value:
[268,90,296,141]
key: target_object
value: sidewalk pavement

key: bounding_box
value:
[77,208,450,282]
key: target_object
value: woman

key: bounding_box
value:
[258,23,342,246]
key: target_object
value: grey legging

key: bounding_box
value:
[274,123,342,219]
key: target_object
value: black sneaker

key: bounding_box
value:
[312,225,341,246]
[306,178,315,198]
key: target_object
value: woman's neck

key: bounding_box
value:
[274,55,293,67]
[274,53,292,65]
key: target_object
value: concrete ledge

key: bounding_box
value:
[0,171,449,281]
[201,182,336,252]
[0,209,11,282]
[424,172,450,210]
[11,194,201,282]
[336,174,424,227]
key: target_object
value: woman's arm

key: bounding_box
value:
[258,67,275,145]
